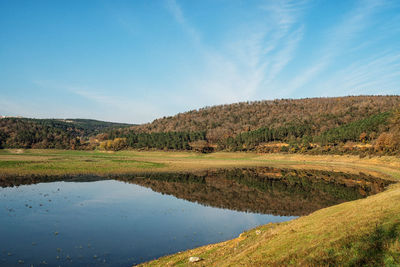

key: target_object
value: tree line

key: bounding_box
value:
[97,130,207,151]
[217,111,400,154]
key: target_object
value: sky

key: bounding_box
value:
[0,0,399,124]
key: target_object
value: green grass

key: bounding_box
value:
[0,149,169,176]
[0,160,35,168]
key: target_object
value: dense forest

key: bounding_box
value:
[0,118,131,149]
[96,130,207,151]
[1,96,400,155]
[134,95,400,136]
[98,95,400,155]
[220,110,397,153]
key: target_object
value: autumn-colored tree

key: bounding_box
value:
[390,108,400,133]
[375,133,388,151]
[391,108,400,123]
[359,132,367,143]
[112,138,127,151]
[69,138,80,150]
[374,108,400,153]
[99,138,127,151]
[374,132,400,152]
[189,140,213,153]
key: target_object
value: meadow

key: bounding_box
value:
[1,149,400,179]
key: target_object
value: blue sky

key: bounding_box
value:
[0,0,399,123]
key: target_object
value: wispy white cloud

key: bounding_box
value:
[283,60,328,97]
[260,0,309,31]
[165,0,308,105]
[282,0,392,96]
[262,26,304,88]
[315,51,400,96]
[165,0,201,43]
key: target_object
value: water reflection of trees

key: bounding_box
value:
[0,167,391,216]
[119,168,391,216]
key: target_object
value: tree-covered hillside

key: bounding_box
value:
[0,118,132,149]
[98,95,400,154]
[134,95,400,140]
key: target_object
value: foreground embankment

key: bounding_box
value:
[134,153,400,266]
[140,182,400,266]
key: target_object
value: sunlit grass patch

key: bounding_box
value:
[0,150,167,176]
[0,160,34,168]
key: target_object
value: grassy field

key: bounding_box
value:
[1,149,400,180]
[1,149,400,266]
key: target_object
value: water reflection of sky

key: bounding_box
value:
[0,180,295,266]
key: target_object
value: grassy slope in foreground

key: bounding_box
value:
[141,182,400,266]
[128,153,398,266]
[0,149,399,265]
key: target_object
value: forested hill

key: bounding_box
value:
[0,118,132,149]
[106,95,399,154]
[134,96,400,140]
[1,95,400,154]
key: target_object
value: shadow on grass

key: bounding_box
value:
[316,221,400,266]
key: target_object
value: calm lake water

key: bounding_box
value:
[0,168,390,266]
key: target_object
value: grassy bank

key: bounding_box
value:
[1,149,400,265]
[141,182,400,266]
[1,149,400,180]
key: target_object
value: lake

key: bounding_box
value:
[0,167,390,266]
